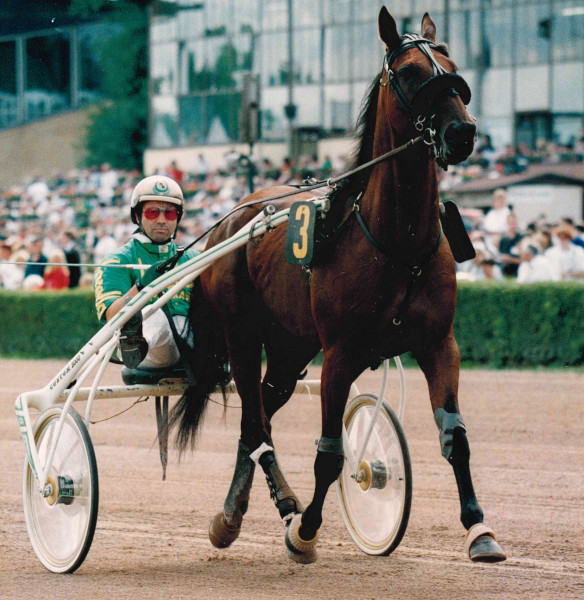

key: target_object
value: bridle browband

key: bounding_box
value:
[381,34,472,134]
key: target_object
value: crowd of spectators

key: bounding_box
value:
[457,188,584,283]
[438,130,584,191]
[1,136,584,292]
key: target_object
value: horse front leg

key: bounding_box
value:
[416,332,506,562]
[285,350,357,563]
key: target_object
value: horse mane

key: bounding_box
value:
[328,73,381,207]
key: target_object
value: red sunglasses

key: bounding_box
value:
[142,206,178,220]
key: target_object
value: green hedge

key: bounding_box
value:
[0,289,100,359]
[454,281,582,367]
[0,283,582,366]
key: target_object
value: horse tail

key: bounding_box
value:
[169,278,229,454]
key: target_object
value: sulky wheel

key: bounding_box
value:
[336,393,411,555]
[23,406,99,573]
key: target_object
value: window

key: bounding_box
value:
[0,41,17,127]
[26,33,70,120]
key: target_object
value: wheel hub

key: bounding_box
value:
[43,474,77,506]
[357,460,388,491]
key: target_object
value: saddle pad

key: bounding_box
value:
[439,201,476,263]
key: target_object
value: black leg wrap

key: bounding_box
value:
[298,451,344,540]
[449,427,484,530]
[223,439,256,526]
[259,450,303,520]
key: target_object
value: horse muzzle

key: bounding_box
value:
[440,118,477,165]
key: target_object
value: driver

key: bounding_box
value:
[94,175,198,369]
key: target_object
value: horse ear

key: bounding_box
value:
[421,12,437,42]
[378,7,400,52]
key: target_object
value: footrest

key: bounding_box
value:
[121,366,186,386]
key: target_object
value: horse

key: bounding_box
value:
[170,7,506,564]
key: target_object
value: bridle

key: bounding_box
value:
[380,34,473,167]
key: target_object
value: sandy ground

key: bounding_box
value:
[1,359,583,599]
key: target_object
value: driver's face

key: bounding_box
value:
[140,200,178,243]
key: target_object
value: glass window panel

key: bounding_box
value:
[176,4,206,39]
[261,86,288,140]
[204,0,231,31]
[324,24,353,82]
[294,83,321,125]
[484,7,512,67]
[179,95,206,144]
[515,65,550,111]
[151,42,178,95]
[26,33,70,120]
[151,14,177,42]
[324,83,351,131]
[206,91,241,142]
[552,2,584,61]
[0,41,17,128]
[552,62,584,112]
[185,40,212,92]
[234,0,260,33]
[207,37,238,89]
[78,23,117,104]
[323,0,352,24]
[481,69,512,117]
[151,95,179,147]
[478,116,513,149]
[553,116,583,146]
[294,28,321,84]
[260,32,288,87]
[515,3,550,65]
[264,0,288,31]
[448,11,472,69]
[352,21,383,82]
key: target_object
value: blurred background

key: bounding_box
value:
[2,2,584,361]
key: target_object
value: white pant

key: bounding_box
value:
[137,309,190,369]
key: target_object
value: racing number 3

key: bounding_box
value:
[285,201,316,265]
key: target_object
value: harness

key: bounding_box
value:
[381,34,472,165]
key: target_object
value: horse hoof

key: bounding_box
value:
[208,512,241,549]
[284,513,318,564]
[464,523,506,563]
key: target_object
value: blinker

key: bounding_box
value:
[408,72,471,125]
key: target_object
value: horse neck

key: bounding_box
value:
[362,113,440,257]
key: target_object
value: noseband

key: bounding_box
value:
[381,34,471,132]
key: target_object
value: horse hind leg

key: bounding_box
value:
[209,439,255,548]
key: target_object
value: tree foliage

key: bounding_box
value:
[69,0,150,170]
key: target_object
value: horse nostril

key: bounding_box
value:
[444,121,477,146]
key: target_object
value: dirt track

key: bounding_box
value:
[1,359,583,599]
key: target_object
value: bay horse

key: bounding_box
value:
[171,7,506,563]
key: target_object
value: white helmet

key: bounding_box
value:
[130,175,184,225]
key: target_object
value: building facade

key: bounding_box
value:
[149,0,584,156]
[0,2,115,130]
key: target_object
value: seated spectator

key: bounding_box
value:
[482,188,511,239]
[516,241,560,283]
[558,217,584,249]
[545,224,584,280]
[43,248,70,290]
[457,249,503,281]
[22,273,45,290]
[0,239,23,289]
[498,213,524,277]
[24,237,47,279]
[61,230,81,288]
[166,160,184,184]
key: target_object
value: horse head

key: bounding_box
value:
[378,7,476,168]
